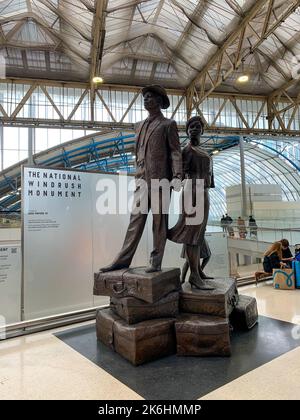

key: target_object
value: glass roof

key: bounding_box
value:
[1,0,300,95]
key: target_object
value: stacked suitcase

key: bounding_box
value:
[176,279,238,357]
[94,267,258,365]
[94,267,181,365]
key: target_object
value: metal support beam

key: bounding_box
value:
[119,91,140,123]
[10,84,37,119]
[28,93,35,166]
[4,20,25,41]
[173,0,210,51]
[67,89,89,121]
[28,126,34,166]
[186,0,300,117]
[96,91,117,123]
[38,0,92,42]
[239,136,248,218]
[0,122,3,171]
[4,13,91,63]
[45,51,51,73]
[1,79,300,135]
[80,0,96,13]
[90,0,108,77]
[40,85,64,120]
[90,0,107,122]
[225,0,244,16]
[21,50,28,70]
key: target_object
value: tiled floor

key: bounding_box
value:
[0,283,300,400]
[0,322,142,400]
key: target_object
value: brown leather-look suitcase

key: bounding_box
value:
[110,291,179,324]
[94,267,181,303]
[180,278,238,318]
[96,308,119,350]
[175,313,231,357]
[113,317,176,366]
[96,308,176,365]
[230,294,258,330]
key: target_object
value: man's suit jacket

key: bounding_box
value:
[135,114,182,183]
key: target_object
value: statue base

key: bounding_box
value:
[94,268,258,365]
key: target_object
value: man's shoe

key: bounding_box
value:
[145,265,161,273]
[99,263,129,273]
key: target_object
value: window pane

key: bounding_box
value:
[3,127,19,150]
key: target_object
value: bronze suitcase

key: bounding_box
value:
[96,308,119,350]
[94,267,181,303]
[110,291,179,324]
[175,313,231,357]
[230,295,258,330]
[113,317,176,366]
[96,308,176,365]
[180,278,238,318]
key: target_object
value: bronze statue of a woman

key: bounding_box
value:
[168,116,215,290]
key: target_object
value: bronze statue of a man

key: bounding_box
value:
[100,85,182,273]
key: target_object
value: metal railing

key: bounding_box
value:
[1,306,108,340]
[212,221,300,285]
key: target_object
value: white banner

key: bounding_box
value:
[0,243,21,324]
[22,167,149,319]
[23,167,94,319]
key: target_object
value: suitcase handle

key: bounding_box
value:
[228,294,238,307]
[112,282,128,295]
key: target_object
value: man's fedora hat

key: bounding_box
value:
[142,85,170,109]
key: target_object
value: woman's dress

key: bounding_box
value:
[168,143,214,246]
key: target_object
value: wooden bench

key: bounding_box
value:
[254,271,272,286]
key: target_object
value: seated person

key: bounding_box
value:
[280,239,294,268]
[263,241,287,274]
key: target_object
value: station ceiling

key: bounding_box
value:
[1,0,300,97]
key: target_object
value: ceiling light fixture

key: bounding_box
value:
[92,76,104,84]
[237,74,249,83]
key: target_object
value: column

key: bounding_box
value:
[28,94,35,166]
[28,127,34,166]
[239,136,247,218]
[0,122,3,171]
